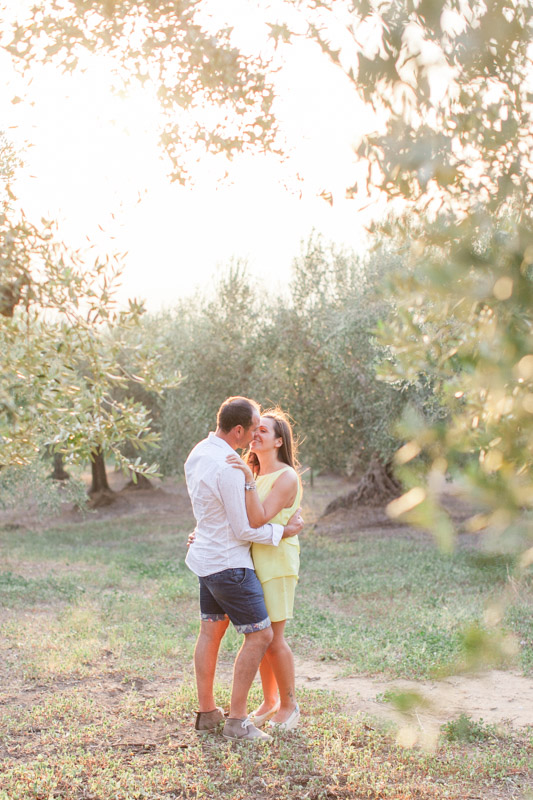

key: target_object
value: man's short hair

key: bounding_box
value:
[217,396,259,433]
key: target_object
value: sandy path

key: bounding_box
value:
[295,656,533,729]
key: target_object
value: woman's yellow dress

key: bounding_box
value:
[251,466,302,622]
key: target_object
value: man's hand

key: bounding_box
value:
[282,507,304,539]
[225,453,254,483]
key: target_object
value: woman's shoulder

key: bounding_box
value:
[282,465,298,478]
[274,465,299,485]
[257,465,298,482]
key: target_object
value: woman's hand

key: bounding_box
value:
[225,453,254,484]
[187,531,196,547]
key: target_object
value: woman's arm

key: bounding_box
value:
[226,454,299,528]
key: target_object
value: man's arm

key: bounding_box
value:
[219,467,303,544]
[219,467,283,544]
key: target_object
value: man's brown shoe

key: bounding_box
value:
[194,706,225,734]
[222,717,273,742]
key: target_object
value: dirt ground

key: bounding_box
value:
[294,656,533,730]
[2,471,532,736]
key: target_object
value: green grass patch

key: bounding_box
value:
[0,518,200,680]
[442,713,498,744]
[292,534,532,677]
[0,570,82,604]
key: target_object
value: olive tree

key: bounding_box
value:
[263,233,437,503]
[283,0,533,556]
[156,262,261,473]
[0,209,164,484]
[0,133,171,503]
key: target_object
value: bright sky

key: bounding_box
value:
[1,1,378,311]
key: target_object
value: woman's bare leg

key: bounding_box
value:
[252,646,279,716]
[268,621,297,722]
[253,620,297,723]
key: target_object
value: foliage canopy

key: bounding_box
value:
[293,0,533,556]
[0,136,171,476]
[4,0,279,183]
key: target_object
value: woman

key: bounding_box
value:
[226,408,302,731]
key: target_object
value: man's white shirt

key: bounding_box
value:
[185,432,283,577]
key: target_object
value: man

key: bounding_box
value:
[185,396,304,742]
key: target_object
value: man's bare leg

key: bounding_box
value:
[194,618,229,712]
[229,626,273,719]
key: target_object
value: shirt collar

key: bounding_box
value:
[207,431,236,455]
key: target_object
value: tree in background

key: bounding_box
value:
[271,233,439,505]
[154,237,436,495]
[253,235,392,476]
[110,311,181,490]
[0,215,164,495]
[0,134,171,504]
[156,261,261,473]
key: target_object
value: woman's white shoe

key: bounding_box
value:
[268,704,300,731]
[249,701,280,727]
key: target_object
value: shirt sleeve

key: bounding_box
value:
[218,467,283,546]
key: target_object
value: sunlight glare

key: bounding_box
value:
[1,1,376,309]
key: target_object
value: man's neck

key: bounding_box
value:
[215,427,237,450]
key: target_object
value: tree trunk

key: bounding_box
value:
[123,472,153,491]
[322,454,402,516]
[49,453,70,481]
[88,447,115,507]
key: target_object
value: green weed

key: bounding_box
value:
[442,713,498,743]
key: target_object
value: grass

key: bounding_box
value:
[1,686,531,800]
[295,534,532,678]
[0,489,532,800]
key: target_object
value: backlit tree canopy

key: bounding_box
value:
[3,0,278,182]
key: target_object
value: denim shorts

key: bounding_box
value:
[198,567,271,635]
